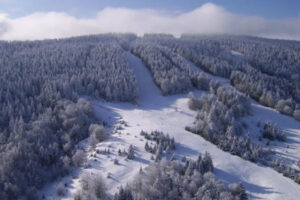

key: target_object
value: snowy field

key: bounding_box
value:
[41,53,300,200]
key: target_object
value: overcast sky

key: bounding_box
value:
[0,0,300,41]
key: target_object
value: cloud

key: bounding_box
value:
[0,3,300,41]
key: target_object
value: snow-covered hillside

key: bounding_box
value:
[245,101,300,169]
[41,52,300,200]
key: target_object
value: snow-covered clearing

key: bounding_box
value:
[245,101,300,169]
[41,52,300,200]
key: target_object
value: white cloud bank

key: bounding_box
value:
[0,3,300,41]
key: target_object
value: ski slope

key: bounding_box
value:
[41,52,300,200]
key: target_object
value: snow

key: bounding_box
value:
[244,100,300,169]
[231,50,244,60]
[41,52,300,200]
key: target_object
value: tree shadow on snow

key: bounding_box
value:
[214,168,280,199]
[175,143,199,157]
[133,156,150,165]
